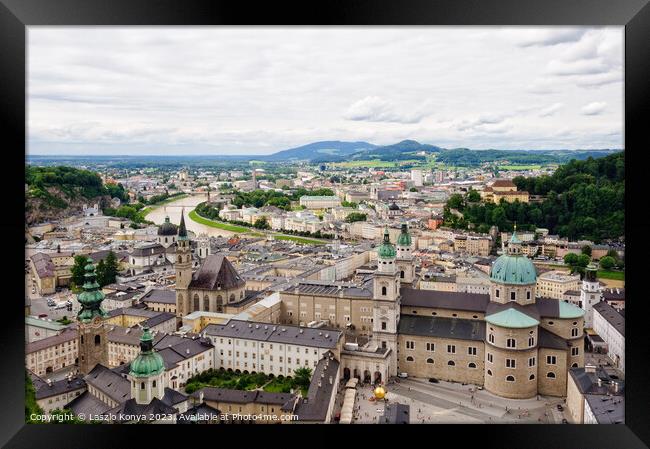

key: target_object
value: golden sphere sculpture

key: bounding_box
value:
[374,386,386,399]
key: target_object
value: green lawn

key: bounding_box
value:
[188,210,251,233]
[273,235,326,245]
[184,368,310,396]
[597,270,625,281]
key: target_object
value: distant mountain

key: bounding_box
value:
[356,140,443,161]
[261,141,376,162]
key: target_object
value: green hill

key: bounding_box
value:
[443,151,624,243]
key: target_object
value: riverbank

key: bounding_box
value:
[141,193,190,215]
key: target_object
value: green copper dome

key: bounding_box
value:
[76,262,107,323]
[129,327,165,378]
[486,308,540,329]
[490,229,537,285]
[397,223,412,247]
[378,227,397,259]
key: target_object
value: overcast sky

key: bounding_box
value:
[28,27,623,155]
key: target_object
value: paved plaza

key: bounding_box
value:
[334,377,570,424]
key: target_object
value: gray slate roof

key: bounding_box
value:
[398,314,485,342]
[189,254,246,290]
[203,319,342,349]
[141,288,176,304]
[400,288,490,313]
[593,301,625,337]
[32,374,86,400]
[294,353,340,422]
[84,364,130,404]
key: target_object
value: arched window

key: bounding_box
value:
[468,362,477,369]
[141,382,145,389]
[506,375,515,382]
[547,372,556,379]
[230,293,236,303]
[529,374,535,380]
[571,363,578,368]
[165,237,168,243]
[406,356,414,362]
[426,358,434,364]
[204,295,210,311]
[152,380,156,387]
[447,360,455,366]
[193,294,200,311]
[94,335,101,346]
[400,271,404,279]
[381,286,387,296]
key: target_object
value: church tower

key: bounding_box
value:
[372,227,401,376]
[175,210,192,318]
[580,264,602,328]
[197,233,211,260]
[77,261,108,374]
[129,327,166,405]
[396,223,415,284]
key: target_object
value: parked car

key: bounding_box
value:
[398,373,408,379]
[38,313,47,318]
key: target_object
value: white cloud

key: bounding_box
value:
[539,103,564,117]
[27,26,623,154]
[343,96,429,124]
[581,102,607,115]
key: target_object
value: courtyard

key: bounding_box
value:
[334,377,570,424]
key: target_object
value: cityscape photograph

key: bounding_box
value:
[24,26,624,425]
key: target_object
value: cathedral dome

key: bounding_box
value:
[378,228,397,259]
[129,328,165,378]
[490,230,536,285]
[158,216,178,236]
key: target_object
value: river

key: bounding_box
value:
[144,194,237,238]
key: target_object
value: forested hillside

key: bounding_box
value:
[443,152,624,243]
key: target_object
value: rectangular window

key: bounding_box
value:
[447,345,456,354]
[506,339,516,348]
[426,343,435,352]
[571,328,579,337]
[381,322,387,330]
[406,341,415,350]
[526,291,531,300]
[546,355,557,365]
[571,347,579,356]
[528,337,535,346]
[528,357,536,367]
[510,291,516,301]
[489,334,495,343]
[468,347,477,356]
[506,359,516,368]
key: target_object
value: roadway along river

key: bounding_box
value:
[144,193,237,238]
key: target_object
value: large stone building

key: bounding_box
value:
[536,270,581,300]
[395,231,585,399]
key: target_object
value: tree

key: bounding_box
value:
[409,187,418,192]
[577,254,591,268]
[95,259,107,286]
[563,253,579,265]
[25,371,43,422]
[345,212,367,223]
[599,256,616,270]
[293,367,312,391]
[466,189,481,202]
[447,193,464,210]
[103,251,119,285]
[581,245,592,256]
[71,255,90,288]
[253,217,270,230]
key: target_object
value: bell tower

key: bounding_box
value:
[77,261,108,374]
[129,327,166,405]
[581,264,602,328]
[372,227,401,376]
[396,223,415,284]
[175,210,192,318]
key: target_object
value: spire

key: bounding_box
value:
[383,226,391,244]
[178,208,188,239]
[139,327,154,353]
[76,261,107,322]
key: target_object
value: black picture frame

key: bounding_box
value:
[2,0,648,447]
